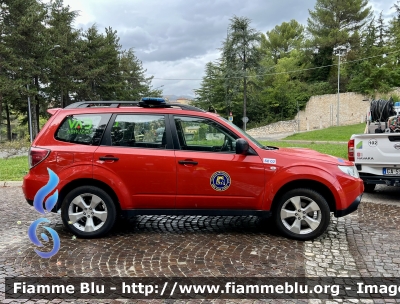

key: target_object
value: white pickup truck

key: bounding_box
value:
[348,134,400,191]
[348,102,400,192]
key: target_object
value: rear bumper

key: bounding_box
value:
[334,195,362,217]
[360,173,400,185]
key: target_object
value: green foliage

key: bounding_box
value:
[195,1,397,130]
[0,0,159,142]
[193,62,226,112]
[222,16,262,130]
[307,0,372,47]
[307,0,372,86]
[261,20,304,64]
[116,49,156,100]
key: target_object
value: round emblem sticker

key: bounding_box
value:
[210,171,231,191]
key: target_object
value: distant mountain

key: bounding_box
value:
[163,94,194,102]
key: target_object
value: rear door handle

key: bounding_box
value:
[178,160,198,165]
[99,156,119,161]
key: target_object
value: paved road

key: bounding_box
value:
[0,185,399,303]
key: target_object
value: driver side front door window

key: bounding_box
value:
[174,116,236,153]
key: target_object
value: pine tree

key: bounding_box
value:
[222,16,262,130]
[116,49,155,100]
[262,20,305,64]
[45,0,81,107]
[75,26,121,101]
[0,0,48,140]
[307,0,372,84]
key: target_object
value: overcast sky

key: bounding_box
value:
[57,0,396,96]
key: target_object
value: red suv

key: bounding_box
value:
[22,98,364,240]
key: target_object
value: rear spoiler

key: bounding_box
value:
[47,108,61,116]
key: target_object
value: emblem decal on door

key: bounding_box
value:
[210,171,231,191]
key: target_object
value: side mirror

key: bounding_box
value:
[236,138,249,155]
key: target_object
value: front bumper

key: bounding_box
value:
[334,195,362,217]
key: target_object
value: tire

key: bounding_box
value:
[61,186,117,238]
[273,188,330,241]
[363,183,376,193]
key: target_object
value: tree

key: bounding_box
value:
[222,16,262,130]
[307,0,372,84]
[194,62,225,110]
[261,19,305,64]
[74,26,121,101]
[45,0,81,108]
[308,0,371,47]
[0,0,49,140]
[116,49,156,100]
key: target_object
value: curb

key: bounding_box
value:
[1,181,23,187]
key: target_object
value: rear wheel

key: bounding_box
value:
[363,183,376,193]
[61,186,116,238]
[273,188,330,241]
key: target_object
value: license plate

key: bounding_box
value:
[383,168,400,175]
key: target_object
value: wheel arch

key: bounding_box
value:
[56,178,121,213]
[271,179,336,213]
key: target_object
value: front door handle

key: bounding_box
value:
[178,160,198,165]
[99,156,119,161]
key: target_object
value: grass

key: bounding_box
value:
[0,156,28,181]
[260,141,347,159]
[283,123,365,141]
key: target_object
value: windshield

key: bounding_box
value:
[219,117,265,148]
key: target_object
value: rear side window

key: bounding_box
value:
[110,114,166,149]
[56,114,111,145]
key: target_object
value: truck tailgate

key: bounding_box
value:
[354,133,400,175]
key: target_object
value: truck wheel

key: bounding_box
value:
[363,183,376,193]
[273,188,330,241]
[61,186,116,238]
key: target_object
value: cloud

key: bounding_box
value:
[55,0,393,95]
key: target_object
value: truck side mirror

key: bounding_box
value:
[236,138,249,155]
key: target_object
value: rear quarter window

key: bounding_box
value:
[56,114,111,145]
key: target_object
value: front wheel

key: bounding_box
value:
[273,188,330,241]
[61,186,117,238]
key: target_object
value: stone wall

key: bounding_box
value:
[246,120,298,137]
[247,90,400,136]
[298,92,369,131]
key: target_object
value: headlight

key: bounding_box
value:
[338,165,359,178]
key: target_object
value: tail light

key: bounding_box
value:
[348,139,354,161]
[29,147,50,168]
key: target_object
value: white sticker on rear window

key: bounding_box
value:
[263,158,276,164]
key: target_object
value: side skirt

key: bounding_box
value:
[120,209,271,218]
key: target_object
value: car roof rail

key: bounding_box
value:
[64,101,206,112]
[64,101,139,108]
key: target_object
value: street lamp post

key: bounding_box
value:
[335,46,346,126]
[27,84,33,143]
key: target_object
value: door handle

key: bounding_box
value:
[178,160,198,165]
[99,156,119,161]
